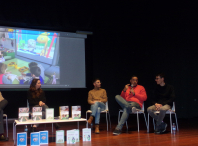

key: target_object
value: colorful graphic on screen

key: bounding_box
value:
[0,27,60,86]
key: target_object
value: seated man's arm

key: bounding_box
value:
[162,86,176,105]
[88,91,94,105]
[100,89,108,103]
[134,87,147,101]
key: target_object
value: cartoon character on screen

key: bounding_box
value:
[27,39,36,52]
[51,72,58,84]
[0,51,5,63]
[0,63,12,84]
[37,32,50,57]
[19,62,44,85]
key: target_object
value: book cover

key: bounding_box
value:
[82,128,91,141]
[56,130,64,143]
[45,108,54,120]
[32,107,42,121]
[59,106,69,120]
[67,130,76,144]
[40,131,48,144]
[71,106,81,119]
[30,132,40,146]
[17,132,27,146]
[73,129,80,142]
[18,108,29,122]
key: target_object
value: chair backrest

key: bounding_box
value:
[171,102,175,112]
[27,100,29,108]
[105,101,109,111]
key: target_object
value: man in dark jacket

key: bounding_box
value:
[147,73,175,134]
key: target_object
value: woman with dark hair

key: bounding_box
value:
[27,79,60,131]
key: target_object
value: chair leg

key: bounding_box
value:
[106,111,108,131]
[86,112,88,128]
[147,113,149,133]
[126,121,128,130]
[52,123,53,133]
[143,113,147,131]
[6,115,8,138]
[170,113,172,133]
[108,112,111,129]
[153,118,155,130]
[137,112,139,132]
[175,113,179,131]
[118,111,121,123]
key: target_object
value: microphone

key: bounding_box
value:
[129,84,133,94]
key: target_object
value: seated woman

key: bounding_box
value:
[27,79,60,131]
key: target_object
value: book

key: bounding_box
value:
[59,106,69,120]
[67,130,76,144]
[17,132,27,146]
[32,107,42,121]
[45,108,54,120]
[73,129,80,142]
[82,128,91,141]
[56,130,64,143]
[18,108,29,122]
[30,132,40,146]
[40,131,48,145]
[71,106,81,119]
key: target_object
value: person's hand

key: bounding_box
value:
[7,76,11,80]
[130,88,135,95]
[92,101,97,104]
[21,73,26,76]
[18,76,23,80]
[39,101,43,106]
[123,84,130,91]
[155,103,162,111]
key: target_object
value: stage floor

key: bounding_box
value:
[2,116,198,146]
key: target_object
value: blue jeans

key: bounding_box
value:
[115,95,141,130]
[90,102,106,124]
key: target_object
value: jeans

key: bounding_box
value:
[90,102,106,124]
[115,95,141,130]
[147,104,171,126]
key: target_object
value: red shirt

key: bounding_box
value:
[120,85,147,108]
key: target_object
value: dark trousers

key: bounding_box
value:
[0,99,8,133]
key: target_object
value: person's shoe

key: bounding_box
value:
[113,128,122,135]
[154,124,161,134]
[87,116,93,125]
[30,127,37,132]
[55,123,61,130]
[95,125,100,134]
[0,135,8,141]
[160,122,167,133]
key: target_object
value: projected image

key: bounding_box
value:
[16,30,57,60]
[0,27,60,85]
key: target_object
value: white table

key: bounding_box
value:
[13,118,87,145]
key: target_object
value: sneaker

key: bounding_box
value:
[0,135,8,141]
[160,122,167,133]
[113,128,121,135]
[154,125,160,134]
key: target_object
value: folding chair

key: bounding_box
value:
[86,101,111,131]
[118,103,147,132]
[147,102,179,133]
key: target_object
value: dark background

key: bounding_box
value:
[1,1,198,119]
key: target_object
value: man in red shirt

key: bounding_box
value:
[113,76,147,135]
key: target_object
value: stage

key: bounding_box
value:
[2,116,198,146]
